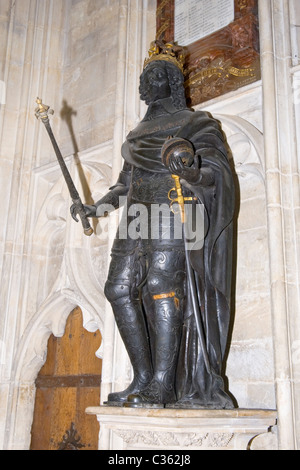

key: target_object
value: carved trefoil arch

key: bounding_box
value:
[4,142,113,449]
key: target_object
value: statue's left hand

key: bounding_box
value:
[168,154,200,184]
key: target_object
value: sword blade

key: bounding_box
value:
[171,174,211,374]
[184,235,211,375]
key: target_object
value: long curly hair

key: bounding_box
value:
[140,61,187,110]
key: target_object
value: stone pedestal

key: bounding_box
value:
[86,406,277,450]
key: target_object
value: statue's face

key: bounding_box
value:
[139,62,171,105]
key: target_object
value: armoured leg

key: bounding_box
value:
[104,250,153,405]
[126,249,186,407]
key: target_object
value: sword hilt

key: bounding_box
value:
[168,175,195,223]
[171,175,185,223]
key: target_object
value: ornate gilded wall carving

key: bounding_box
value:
[156,0,260,105]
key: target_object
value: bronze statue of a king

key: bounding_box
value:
[71,40,235,409]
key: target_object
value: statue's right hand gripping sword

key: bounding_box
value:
[35,98,93,236]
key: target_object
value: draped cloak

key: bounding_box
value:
[121,104,235,408]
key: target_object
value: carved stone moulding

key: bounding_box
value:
[86,406,277,450]
[156,0,260,106]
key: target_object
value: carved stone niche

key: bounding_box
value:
[156,0,260,106]
[86,407,278,450]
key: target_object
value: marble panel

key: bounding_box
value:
[86,406,278,450]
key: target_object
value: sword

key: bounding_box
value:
[35,98,93,236]
[170,175,211,374]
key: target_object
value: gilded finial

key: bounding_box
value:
[35,97,54,122]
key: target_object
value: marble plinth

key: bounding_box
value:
[86,406,278,450]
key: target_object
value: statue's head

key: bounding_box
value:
[139,40,187,109]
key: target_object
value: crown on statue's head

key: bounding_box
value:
[143,40,185,73]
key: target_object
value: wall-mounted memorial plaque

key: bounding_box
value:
[156,0,260,106]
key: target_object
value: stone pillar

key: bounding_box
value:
[259,0,300,449]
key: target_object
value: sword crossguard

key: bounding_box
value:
[35,97,54,122]
[168,175,195,223]
[168,175,185,223]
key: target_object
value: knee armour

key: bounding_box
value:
[104,280,131,303]
[146,270,168,296]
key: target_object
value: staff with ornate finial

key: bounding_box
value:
[35,98,93,236]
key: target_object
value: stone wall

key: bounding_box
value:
[0,0,70,449]
[0,0,300,450]
[197,84,275,410]
[0,0,156,449]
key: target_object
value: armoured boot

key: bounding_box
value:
[126,293,182,408]
[105,282,153,406]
